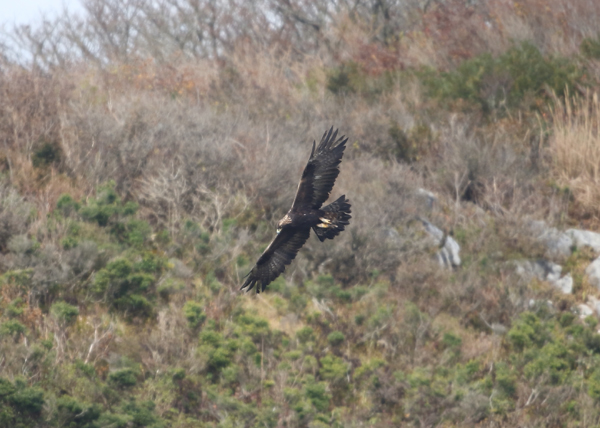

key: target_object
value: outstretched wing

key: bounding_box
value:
[292,127,348,211]
[241,227,310,293]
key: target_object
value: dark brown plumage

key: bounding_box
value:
[241,127,352,293]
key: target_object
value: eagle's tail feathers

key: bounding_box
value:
[313,195,352,242]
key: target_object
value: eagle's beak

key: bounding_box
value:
[277,227,281,234]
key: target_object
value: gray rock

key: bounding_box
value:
[415,188,437,210]
[514,260,572,294]
[529,221,573,258]
[490,323,507,335]
[515,260,561,281]
[421,218,444,241]
[566,229,600,252]
[420,218,461,268]
[577,303,594,319]
[436,236,461,268]
[585,257,600,290]
[529,222,600,258]
[529,299,554,309]
[553,274,573,294]
[542,229,573,258]
[587,296,600,317]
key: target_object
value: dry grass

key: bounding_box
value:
[550,91,600,218]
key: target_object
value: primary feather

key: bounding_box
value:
[292,127,348,211]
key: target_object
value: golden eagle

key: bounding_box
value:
[241,127,352,293]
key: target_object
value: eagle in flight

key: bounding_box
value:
[241,127,352,293]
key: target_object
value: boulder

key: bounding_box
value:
[420,218,461,268]
[566,229,600,253]
[528,220,572,258]
[577,303,594,319]
[585,257,600,291]
[514,260,572,294]
[553,274,573,294]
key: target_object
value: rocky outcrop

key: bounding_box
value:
[420,218,461,268]
[586,257,600,291]
[514,260,573,294]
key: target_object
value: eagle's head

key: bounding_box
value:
[277,214,292,234]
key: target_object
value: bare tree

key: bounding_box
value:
[0,0,432,69]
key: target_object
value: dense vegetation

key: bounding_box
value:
[1,0,600,426]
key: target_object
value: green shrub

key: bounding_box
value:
[96,413,130,428]
[194,231,211,254]
[442,332,462,349]
[123,219,152,247]
[524,341,574,385]
[93,257,159,319]
[136,253,166,275]
[304,380,330,412]
[207,347,232,374]
[289,292,307,313]
[79,182,138,230]
[94,259,133,292]
[507,312,547,351]
[171,368,186,382]
[237,314,270,341]
[407,367,430,389]
[56,194,80,217]
[108,368,139,389]
[121,400,162,427]
[157,278,184,301]
[32,141,61,169]
[53,396,101,428]
[327,62,361,95]
[0,407,13,426]
[241,339,258,356]
[494,362,517,398]
[306,275,352,303]
[581,35,600,59]
[221,365,240,386]
[319,355,349,385]
[61,236,79,250]
[296,327,314,344]
[80,185,120,226]
[354,314,365,326]
[51,301,79,326]
[454,360,480,386]
[198,330,236,377]
[113,294,154,319]
[9,385,45,416]
[420,42,583,112]
[326,61,395,99]
[559,312,576,327]
[199,330,223,348]
[183,301,206,330]
[368,306,392,330]
[5,298,24,318]
[0,320,27,339]
[354,358,386,382]
[327,331,345,347]
[588,368,600,400]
